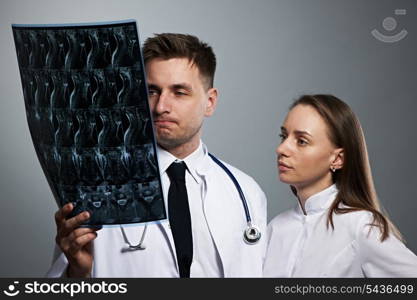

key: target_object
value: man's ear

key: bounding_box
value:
[331,148,344,170]
[205,87,218,117]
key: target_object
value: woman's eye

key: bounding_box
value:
[297,139,308,145]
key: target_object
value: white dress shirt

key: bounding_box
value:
[157,141,223,277]
[263,184,417,277]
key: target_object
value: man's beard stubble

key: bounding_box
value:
[155,122,203,152]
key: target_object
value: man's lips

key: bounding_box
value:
[154,119,177,126]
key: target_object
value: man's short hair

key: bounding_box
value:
[143,33,216,89]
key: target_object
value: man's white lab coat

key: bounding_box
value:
[46,143,267,277]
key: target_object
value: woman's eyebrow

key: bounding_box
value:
[280,127,312,137]
[294,130,312,137]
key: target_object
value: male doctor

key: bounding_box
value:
[48,33,267,277]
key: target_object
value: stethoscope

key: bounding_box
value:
[120,153,261,251]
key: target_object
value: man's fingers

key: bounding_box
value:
[68,232,97,256]
[59,228,99,254]
[54,203,73,225]
[67,227,101,242]
[60,211,91,235]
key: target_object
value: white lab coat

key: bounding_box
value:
[46,144,267,277]
[263,184,417,277]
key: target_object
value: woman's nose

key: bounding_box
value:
[276,139,290,157]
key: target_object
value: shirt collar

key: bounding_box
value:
[156,140,205,184]
[296,184,338,215]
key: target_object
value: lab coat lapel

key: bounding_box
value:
[199,156,243,277]
[157,221,178,264]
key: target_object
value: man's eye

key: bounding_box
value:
[279,133,286,142]
[175,91,187,96]
[148,90,158,96]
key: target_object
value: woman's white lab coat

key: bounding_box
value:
[263,185,417,277]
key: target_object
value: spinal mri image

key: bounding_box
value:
[12,21,166,225]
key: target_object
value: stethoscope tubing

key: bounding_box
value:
[208,153,252,224]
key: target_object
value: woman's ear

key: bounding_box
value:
[331,148,344,170]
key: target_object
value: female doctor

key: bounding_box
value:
[263,94,417,277]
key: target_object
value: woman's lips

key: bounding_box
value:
[278,161,293,172]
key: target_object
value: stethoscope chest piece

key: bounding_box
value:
[243,224,261,245]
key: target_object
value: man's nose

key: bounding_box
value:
[153,91,171,115]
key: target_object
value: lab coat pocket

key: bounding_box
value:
[321,240,359,277]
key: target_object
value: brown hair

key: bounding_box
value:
[290,94,402,242]
[143,33,216,89]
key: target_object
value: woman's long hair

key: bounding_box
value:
[290,94,402,241]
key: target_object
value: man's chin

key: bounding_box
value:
[155,127,201,151]
[155,129,172,142]
[156,135,182,150]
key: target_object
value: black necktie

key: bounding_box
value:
[166,161,193,278]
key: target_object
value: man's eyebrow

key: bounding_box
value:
[147,84,160,91]
[280,126,287,132]
[172,83,192,91]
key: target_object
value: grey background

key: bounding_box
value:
[0,0,415,277]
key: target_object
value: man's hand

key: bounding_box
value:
[55,203,101,278]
